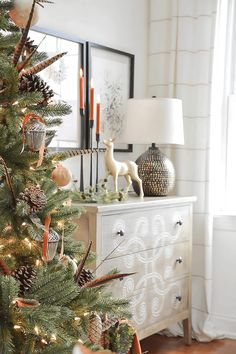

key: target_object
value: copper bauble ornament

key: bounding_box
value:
[9,0,39,28]
[51,164,71,187]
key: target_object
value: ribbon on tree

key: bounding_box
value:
[36,136,46,168]
[15,297,40,308]
[42,214,51,262]
[0,257,11,275]
[59,222,65,259]
[131,332,142,354]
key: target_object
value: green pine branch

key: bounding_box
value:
[31,102,72,117]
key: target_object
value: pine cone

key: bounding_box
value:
[19,74,54,103]
[17,186,47,213]
[88,313,103,345]
[102,316,119,332]
[12,265,36,296]
[76,268,93,287]
[99,331,109,349]
[24,37,38,56]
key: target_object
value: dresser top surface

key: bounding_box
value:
[76,195,196,213]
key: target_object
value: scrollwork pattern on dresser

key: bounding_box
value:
[74,198,194,341]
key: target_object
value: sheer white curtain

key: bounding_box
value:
[148,0,221,340]
[211,0,236,212]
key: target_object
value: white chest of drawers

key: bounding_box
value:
[74,196,195,343]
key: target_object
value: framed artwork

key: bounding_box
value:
[86,42,134,152]
[29,28,86,150]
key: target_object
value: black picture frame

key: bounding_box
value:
[86,42,134,152]
[30,27,87,150]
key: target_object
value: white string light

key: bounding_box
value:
[14,325,21,330]
[57,221,64,228]
[24,238,32,249]
[51,334,57,342]
[34,326,39,335]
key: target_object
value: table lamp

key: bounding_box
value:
[122,98,184,196]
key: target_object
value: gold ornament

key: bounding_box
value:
[9,0,39,28]
[51,164,71,187]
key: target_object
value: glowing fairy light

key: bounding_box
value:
[51,334,57,341]
[24,238,32,249]
[34,326,39,335]
[14,325,21,330]
[57,221,64,228]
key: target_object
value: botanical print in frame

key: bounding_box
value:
[86,42,134,152]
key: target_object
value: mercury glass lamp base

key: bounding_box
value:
[132,146,175,197]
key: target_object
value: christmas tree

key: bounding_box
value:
[0,1,131,353]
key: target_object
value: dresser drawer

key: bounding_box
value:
[100,205,190,258]
[130,277,189,332]
[98,242,189,297]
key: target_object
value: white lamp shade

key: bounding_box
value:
[120,98,184,145]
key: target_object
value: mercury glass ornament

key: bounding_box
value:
[26,120,46,152]
[42,228,60,262]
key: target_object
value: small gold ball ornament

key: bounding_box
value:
[9,0,39,28]
[51,164,72,187]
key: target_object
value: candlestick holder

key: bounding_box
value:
[89,120,94,187]
[96,133,100,191]
[80,108,85,192]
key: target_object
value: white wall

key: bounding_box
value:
[36,0,149,187]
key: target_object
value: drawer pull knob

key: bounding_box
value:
[117,230,125,237]
[176,257,183,264]
[176,296,182,302]
[176,220,183,226]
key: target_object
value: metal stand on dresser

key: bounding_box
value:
[73,196,196,344]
